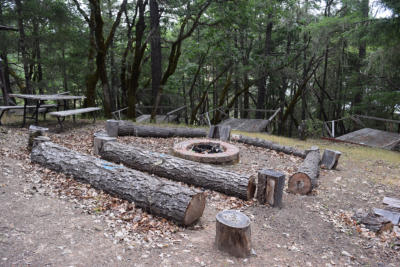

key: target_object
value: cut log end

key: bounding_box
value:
[247,176,256,200]
[184,193,206,226]
[288,172,312,195]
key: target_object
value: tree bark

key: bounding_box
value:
[31,141,206,226]
[232,134,306,158]
[100,141,255,200]
[117,120,207,137]
[256,19,273,119]
[288,147,320,195]
[127,0,147,119]
[15,0,31,94]
[150,0,162,109]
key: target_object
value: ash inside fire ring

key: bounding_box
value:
[191,143,224,154]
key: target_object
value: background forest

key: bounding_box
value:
[1,0,399,137]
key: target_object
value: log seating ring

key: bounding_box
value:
[172,139,239,164]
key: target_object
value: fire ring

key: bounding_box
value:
[173,139,239,164]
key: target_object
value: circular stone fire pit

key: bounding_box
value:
[173,139,239,164]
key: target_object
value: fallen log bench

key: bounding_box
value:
[112,120,208,138]
[288,146,321,195]
[0,104,57,125]
[232,134,307,158]
[99,141,256,200]
[49,107,101,130]
[31,140,205,225]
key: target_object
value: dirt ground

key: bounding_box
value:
[0,121,399,266]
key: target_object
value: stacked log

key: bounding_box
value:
[232,134,306,158]
[31,141,206,225]
[117,120,207,138]
[288,146,321,195]
[100,141,255,200]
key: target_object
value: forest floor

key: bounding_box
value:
[0,118,400,266]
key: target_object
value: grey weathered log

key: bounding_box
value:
[383,197,400,209]
[257,169,285,208]
[31,141,206,225]
[208,125,231,141]
[353,211,393,233]
[215,210,251,258]
[233,134,306,158]
[373,208,400,225]
[106,119,119,137]
[117,120,207,138]
[28,125,48,150]
[288,147,321,195]
[321,149,341,169]
[100,141,255,200]
[93,136,117,155]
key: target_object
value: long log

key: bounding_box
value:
[232,134,306,158]
[288,147,321,195]
[31,141,206,225]
[100,141,256,200]
[117,120,207,138]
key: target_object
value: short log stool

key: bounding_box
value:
[321,149,341,169]
[215,210,251,257]
[208,125,231,141]
[257,169,285,208]
[94,135,117,155]
[106,119,119,137]
[28,125,49,151]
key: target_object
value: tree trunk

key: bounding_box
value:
[150,0,162,112]
[127,0,147,119]
[288,147,320,195]
[15,0,31,94]
[31,141,206,226]
[117,120,207,137]
[232,134,306,158]
[256,19,273,119]
[62,47,68,93]
[353,0,369,114]
[100,141,255,200]
[33,18,43,94]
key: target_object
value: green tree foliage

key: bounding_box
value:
[1,0,398,135]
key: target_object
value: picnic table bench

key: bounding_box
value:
[0,104,57,125]
[48,107,101,130]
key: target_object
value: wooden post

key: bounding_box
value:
[28,125,48,151]
[106,119,119,137]
[257,169,285,208]
[215,210,251,257]
[321,149,341,169]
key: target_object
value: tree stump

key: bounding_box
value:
[106,119,119,137]
[28,125,48,151]
[257,169,285,208]
[208,125,231,141]
[93,136,117,155]
[215,210,251,258]
[288,146,320,195]
[321,149,341,169]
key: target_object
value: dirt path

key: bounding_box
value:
[0,123,399,266]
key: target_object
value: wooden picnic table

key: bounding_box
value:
[9,94,86,127]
